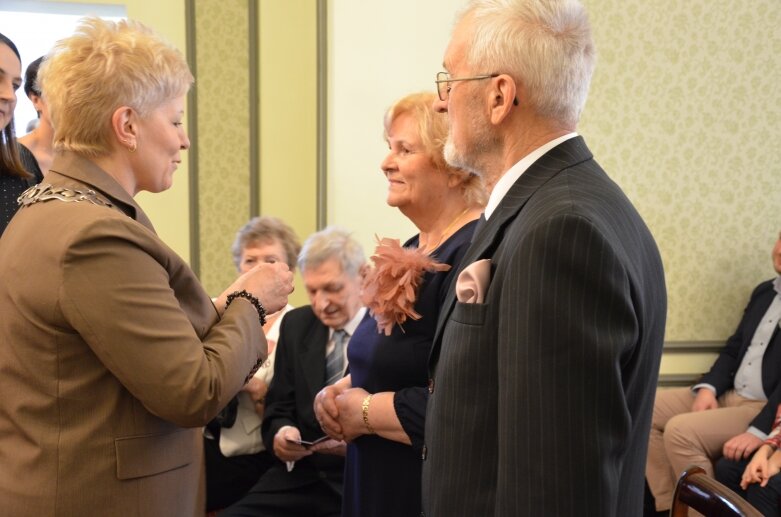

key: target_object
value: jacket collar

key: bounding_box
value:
[465,136,593,265]
[47,151,156,232]
[429,136,594,367]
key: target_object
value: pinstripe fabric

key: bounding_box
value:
[325,329,348,386]
[422,137,667,517]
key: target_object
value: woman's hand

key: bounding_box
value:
[741,444,773,489]
[216,262,294,315]
[335,387,371,442]
[314,375,351,440]
[763,450,781,486]
[242,377,268,416]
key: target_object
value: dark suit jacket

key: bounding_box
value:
[422,137,667,517]
[259,306,344,493]
[701,279,781,433]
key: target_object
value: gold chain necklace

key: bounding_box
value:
[420,207,470,254]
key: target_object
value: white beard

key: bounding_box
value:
[443,137,475,174]
[443,110,498,177]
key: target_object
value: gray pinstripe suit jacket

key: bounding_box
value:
[422,137,667,516]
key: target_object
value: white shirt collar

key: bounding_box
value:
[330,307,367,338]
[484,132,578,219]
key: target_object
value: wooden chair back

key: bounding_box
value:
[671,466,763,517]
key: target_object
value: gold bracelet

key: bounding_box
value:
[361,394,375,434]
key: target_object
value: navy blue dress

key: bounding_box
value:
[342,221,476,517]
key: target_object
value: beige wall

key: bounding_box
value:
[37,0,320,303]
[193,0,316,306]
[43,0,192,262]
[581,0,781,374]
[193,0,251,295]
[327,0,442,247]
[580,0,781,342]
[124,1,190,263]
[258,0,317,307]
[326,0,781,376]
[36,1,781,376]
[328,0,781,340]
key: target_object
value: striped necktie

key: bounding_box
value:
[325,329,348,385]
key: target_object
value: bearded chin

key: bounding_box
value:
[444,136,481,176]
[443,137,460,168]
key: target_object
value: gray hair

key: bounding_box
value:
[459,0,595,126]
[298,226,365,277]
[231,216,301,271]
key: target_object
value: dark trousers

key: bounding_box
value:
[218,463,342,517]
[204,436,275,512]
[644,479,665,516]
[715,456,781,516]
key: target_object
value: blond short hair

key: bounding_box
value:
[38,17,194,157]
[383,92,487,208]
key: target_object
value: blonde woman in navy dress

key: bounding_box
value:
[315,92,487,517]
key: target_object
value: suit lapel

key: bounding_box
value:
[300,315,329,399]
[429,136,594,370]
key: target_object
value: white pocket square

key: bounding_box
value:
[455,259,491,303]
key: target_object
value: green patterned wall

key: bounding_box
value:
[580,0,781,340]
[194,0,251,295]
[192,1,316,305]
[191,0,781,341]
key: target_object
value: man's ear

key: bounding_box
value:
[488,74,518,125]
[111,106,137,151]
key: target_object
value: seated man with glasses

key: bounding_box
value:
[220,227,366,517]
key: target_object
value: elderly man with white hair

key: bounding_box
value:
[421,1,667,516]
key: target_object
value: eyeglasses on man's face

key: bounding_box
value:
[435,72,499,102]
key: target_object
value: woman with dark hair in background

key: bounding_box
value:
[19,56,54,177]
[0,32,42,236]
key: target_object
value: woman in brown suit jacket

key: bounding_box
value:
[0,18,293,516]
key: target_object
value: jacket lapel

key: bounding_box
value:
[47,151,157,233]
[300,313,330,400]
[429,136,594,370]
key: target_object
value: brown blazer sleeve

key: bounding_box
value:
[59,216,266,427]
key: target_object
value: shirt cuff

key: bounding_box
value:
[691,383,717,395]
[748,426,768,441]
